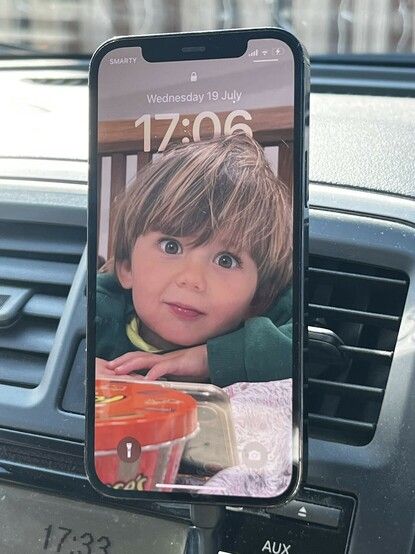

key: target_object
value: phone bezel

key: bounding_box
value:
[86,27,309,508]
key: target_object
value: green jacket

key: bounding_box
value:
[95,272,292,387]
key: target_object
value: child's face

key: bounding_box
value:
[117,231,258,349]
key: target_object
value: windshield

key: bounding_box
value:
[1,0,414,57]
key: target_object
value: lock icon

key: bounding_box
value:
[190,71,197,82]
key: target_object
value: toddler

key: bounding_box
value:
[96,132,293,386]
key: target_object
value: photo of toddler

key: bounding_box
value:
[95,131,293,387]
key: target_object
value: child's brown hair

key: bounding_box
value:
[101,132,292,315]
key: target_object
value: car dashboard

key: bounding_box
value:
[0,58,414,554]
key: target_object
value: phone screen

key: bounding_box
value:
[89,32,304,503]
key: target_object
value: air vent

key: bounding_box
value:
[307,255,409,446]
[0,220,86,388]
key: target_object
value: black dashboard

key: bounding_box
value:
[0,58,414,553]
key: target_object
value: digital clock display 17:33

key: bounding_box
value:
[43,524,110,554]
[0,482,189,553]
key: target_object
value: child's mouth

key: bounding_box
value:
[165,302,205,320]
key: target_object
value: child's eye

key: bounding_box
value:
[214,252,241,269]
[159,238,182,255]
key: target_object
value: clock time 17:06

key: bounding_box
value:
[135,110,253,152]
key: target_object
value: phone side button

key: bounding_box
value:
[267,500,341,528]
[304,150,309,208]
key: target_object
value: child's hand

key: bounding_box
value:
[107,345,209,382]
[96,357,145,381]
[96,357,116,377]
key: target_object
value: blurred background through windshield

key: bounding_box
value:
[1,0,415,56]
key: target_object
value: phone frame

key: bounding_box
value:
[86,27,309,508]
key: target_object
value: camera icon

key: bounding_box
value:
[242,441,267,468]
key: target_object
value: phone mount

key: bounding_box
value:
[186,504,226,554]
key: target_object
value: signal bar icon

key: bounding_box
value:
[249,49,259,57]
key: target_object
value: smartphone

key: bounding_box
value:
[86,28,308,507]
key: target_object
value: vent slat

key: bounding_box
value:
[0,221,84,257]
[309,303,401,329]
[309,378,384,399]
[0,349,45,387]
[23,294,66,320]
[309,267,407,286]
[0,319,56,354]
[308,413,375,433]
[339,344,393,361]
[0,256,77,286]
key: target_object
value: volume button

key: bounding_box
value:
[304,150,309,208]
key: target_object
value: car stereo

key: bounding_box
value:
[218,487,355,554]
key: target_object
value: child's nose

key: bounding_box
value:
[175,261,206,292]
